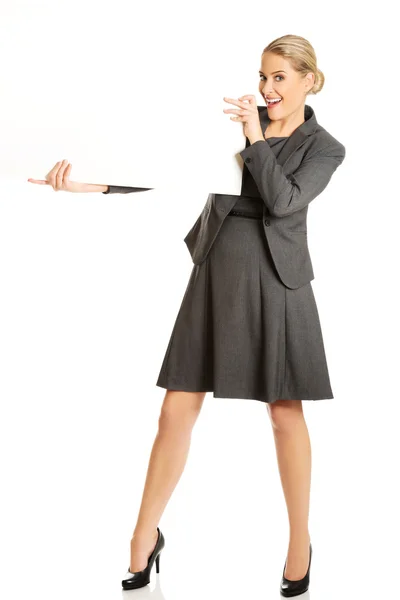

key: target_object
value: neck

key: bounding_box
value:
[265,103,306,137]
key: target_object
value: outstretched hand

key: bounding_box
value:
[28,159,90,193]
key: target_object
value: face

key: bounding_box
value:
[258,52,314,119]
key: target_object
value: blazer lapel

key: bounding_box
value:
[215,104,320,215]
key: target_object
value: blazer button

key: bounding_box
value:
[264,219,270,226]
[245,157,252,163]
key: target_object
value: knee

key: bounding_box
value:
[158,390,206,432]
[267,399,304,434]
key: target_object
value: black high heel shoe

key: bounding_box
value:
[121,527,165,590]
[280,542,312,597]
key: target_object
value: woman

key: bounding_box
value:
[29,34,345,597]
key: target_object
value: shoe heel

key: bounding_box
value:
[121,527,165,590]
[280,542,312,597]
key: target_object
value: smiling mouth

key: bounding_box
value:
[265,96,282,107]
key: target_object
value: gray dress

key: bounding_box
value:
[155,136,334,404]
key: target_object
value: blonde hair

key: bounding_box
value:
[263,34,324,95]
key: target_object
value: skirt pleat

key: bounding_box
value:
[156,200,333,404]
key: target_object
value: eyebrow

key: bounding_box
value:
[259,70,287,75]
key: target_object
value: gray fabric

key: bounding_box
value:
[155,202,333,403]
[183,104,346,289]
[240,135,288,197]
[102,109,338,402]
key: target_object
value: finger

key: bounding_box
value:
[238,95,257,104]
[55,159,69,189]
[47,161,63,176]
[223,97,238,104]
[60,160,71,185]
[27,179,49,185]
[223,97,248,108]
[46,161,63,186]
[223,108,251,116]
[63,163,72,182]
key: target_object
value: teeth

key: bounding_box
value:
[267,97,281,103]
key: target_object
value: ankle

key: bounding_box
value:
[288,530,310,544]
[132,527,158,541]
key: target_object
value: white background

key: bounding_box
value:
[0,1,399,599]
[0,0,247,193]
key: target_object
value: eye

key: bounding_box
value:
[259,74,284,82]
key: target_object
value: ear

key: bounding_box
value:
[305,71,314,92]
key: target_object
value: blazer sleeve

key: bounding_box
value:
[239,140,346,217]
[102,185,153,194]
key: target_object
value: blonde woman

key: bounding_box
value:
[29,34,345,597]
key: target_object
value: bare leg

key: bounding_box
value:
[129,389,206,572]
[266,399,311,580]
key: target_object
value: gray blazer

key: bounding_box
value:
[104,104,345,289]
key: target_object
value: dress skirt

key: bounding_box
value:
[155,196,334,404]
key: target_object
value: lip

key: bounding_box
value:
[265,97,282,108]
